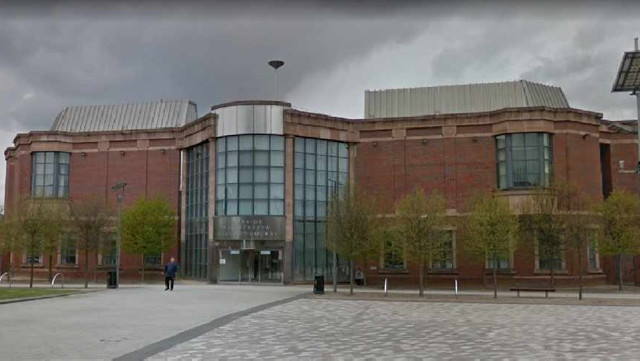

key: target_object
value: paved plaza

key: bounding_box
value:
[0,284,305,360]
[152,298,640,360]
[3,285,640,360]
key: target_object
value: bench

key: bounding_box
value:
[510,282,555,298]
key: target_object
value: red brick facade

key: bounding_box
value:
[2,104,639,288]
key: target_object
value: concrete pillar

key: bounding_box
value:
[284,135,295,283]
[208,138,218,283]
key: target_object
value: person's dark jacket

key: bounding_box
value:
[164,262,179,278]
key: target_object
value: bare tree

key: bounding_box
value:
[70,198,112,288]
[464,193,518,299]
[396,188,447,296]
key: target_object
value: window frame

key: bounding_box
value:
[496,133,552,190]
[31,151,71,198]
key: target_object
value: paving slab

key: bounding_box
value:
[153,298,640,360]
[0,284,306,360]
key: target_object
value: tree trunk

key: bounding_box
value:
[29,262,34,288]
[578,243,583,301]
[141,255,145,283]
[617,253,623,291]
[84,248,89,288]
[349,260,354,295]
[550,257,556,287]
[419,262,424,297]
[492,254,498,299]
[363,255,367,287]
[48,253,54,282]
[93,251,98,283]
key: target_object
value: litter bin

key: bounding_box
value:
[107,271,117,289]
[313,275,324,294]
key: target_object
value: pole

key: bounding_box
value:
[274,69,279,100]
[116,193,122,289]
[332,180,338,293]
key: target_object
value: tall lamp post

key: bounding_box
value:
[268,60,285,100]
[328,178,344,293]
[613,37,640,177]
[111,182,127,288]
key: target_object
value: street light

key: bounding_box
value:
[612,37,640,184]
[268,60,285,100]
[111,182,127,288]
[328,178,344,293]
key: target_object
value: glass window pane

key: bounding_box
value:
[339,143,348,157]
[226,167,238,183]
[239,135,253,150]
[295,153,305,168]
[271,136,284,151]
[216,186,225,199]
[270,168,284,183]
[227,136,238,151]
[45,152,54,163]
[317,171,327,186]
[255,151,269,166]
[328,157,338,172]
[270,200,284,215]
[239,151,253,166]
[216,137,226,152]
[317,155,327,171]
[44,185,54,197]
[227,151,238,167]
[36,164,44,175]
[239,184,253,198]
[328,142,338,156]
[496,135,505,149]
[305,170,316,185]
[255,200,268,215]
[543,133,550,146]
[270,184,284,199]
[255,168,269,182]
[305,201,315,217]
[294,169,304,185]
[255,135,270,150]
[305,139,316,153]
[45,164,54,174]
[216,169,225,185]
[317,140,328,155]
[295,200,304,217]
[525,133,538,145]
[239,167,253,182]
[295,137,304,152]
[511,133,524,147]
[254,184,268,198]
[271,151,284,167]
[216,153,225,168]
[226,200,238,215]
[226,184,238,199]
[339,158,348,172]
[305,154,316,170]
[239,200,252,215]
[316,186,327,201]
[44,175,54,186]
[295,185,304,200]
[305,186,316,200]
[59,153,70,164]
[34,152,45,163]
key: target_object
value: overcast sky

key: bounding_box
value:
[1,1,639,208]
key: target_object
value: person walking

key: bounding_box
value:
[163,257,179,291]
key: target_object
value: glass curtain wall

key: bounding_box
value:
[293,137,349,281]
[215,135,285,216]
[184,142,209,279]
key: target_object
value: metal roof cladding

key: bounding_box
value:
[364,80,570,119]
[50,99,198,132]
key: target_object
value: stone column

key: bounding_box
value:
[284,135,295,283]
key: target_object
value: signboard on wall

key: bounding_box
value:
[214,216,285,241]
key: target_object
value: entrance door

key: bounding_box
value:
[219,249,282,283]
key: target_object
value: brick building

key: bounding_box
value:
[2,80,639,287]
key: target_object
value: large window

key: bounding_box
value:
[31,152,70,198]
[431,230,456,270]
[293,137,349,281]
[184,142,209,279]
[496,133,551,190]
[383,238,405,270]
[215,135,284,216]
[60,234,77,265]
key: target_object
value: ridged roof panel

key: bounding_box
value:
[51,100,198,132]
[364,80,569,118]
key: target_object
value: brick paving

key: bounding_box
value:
[153,297,640,360]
